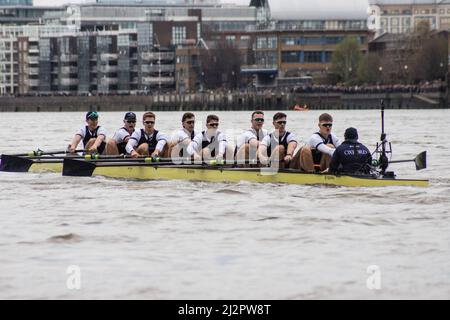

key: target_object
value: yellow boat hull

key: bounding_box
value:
[17,161,429,187]
[90,165,429,188]
[29,162,63,173]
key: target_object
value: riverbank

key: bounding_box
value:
[0,91,447,112]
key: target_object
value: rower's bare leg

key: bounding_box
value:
[225,145,235,164]
[202,148,212,162]
[270,145,286,169]
[235,144,249,166]
[160,144,170,158]
[248,140,259,166]
[320,144,335,171]
[300,145,315,173]
[169,142,181,160]
[289,150,301,169]
[84,138,96,154]
[105,139,119,156]
[136,143,150,157]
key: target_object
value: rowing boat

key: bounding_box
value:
[61,158,428,188]
[0,154,429,187]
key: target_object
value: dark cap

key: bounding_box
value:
[124,112,136,121]
[344,127,358,140]
[86,111,99,120]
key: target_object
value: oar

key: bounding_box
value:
[388,151,427,171]
[62,157,234,177]
[6,149,85,157]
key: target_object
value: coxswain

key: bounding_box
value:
[69,111,107,154]
[258,112,298,168]
[299,113,341,172]
[106,112,137,155]
[329,127,372,174]
[235,110,268,165]
[126,112,168,158]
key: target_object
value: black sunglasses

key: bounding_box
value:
[144,121,155,125]
[254,118,265,122]
[276,121,287,125]
[185,120,195,125]
[126,120,136,124]
[321,123,333,128]
[208,123,219,128]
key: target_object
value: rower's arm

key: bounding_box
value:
[317,143,335,157]
[258,144,269,164]
[69,135,82,152]
[91,134,106,150]
[287,141,297,156]
[153,136,168,156]
[218,139,227,157]
[125,137,138,154]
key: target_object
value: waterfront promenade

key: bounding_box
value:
[0,86,448,112]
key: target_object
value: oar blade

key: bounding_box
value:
[62,158,97,177]
[0,155,34,172]
[415,151,427,171]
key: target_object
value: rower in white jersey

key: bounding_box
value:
[168,112,199,159]
[126,112,169,158]
[106,112,137,155]
[69,111,108,154]
[299,113,341,172]
[258,112,299,169]
[187,114,233,161]
[235,110,268,165]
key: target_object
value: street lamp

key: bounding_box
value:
[404,65,408,84]
[378,66,383,84]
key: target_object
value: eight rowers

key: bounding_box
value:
[106,112,137,155]
[126,112,169,158]
[69,111,107,154]
[187,114,232,161]
[235,110,268,165]
[258,112,298,168]
[329,127,372,175]
[298,113,341,172]
[168,112,199,158]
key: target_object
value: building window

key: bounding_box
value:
[281,51,300,63]
[304,37,323,45]
[282,37,295,46]
[172,26,186,46]
[256,37,267,49]
[304,51,322,63]
[226,35,236,44]
[267,37,277,49]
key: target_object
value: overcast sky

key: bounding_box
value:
[33,0,370,19]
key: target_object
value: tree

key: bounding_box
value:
[330,36,363,84]
[357,52,382,84]
[200,40,242,90]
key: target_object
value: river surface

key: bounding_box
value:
[0,110,449,299]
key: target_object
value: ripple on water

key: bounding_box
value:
[47,233,82,243]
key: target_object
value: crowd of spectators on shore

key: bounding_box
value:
[3,80,446,98]
[292,80,446,94]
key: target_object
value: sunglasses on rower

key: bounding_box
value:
[321,123,333,128]
[126,120,136,124]
[208,122,219,128]
[144,120,155,125]
[276,121,287,125]
[253,118,265,123]
[185,120,195,125]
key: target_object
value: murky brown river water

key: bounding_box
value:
[0,110,449,299]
